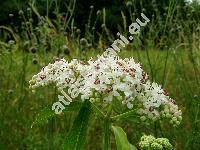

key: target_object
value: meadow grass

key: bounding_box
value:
[0,0,200,149]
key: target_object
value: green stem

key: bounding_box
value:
[106,105,113,116]
[103,118,110,150]
[90,103,112,149]
[103,105,112,150]
[91,102,106,119]
[111,109,137,120]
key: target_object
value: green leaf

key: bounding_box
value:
[130,144,137,150]
[61,101,92,150]
[111,126,137,150]
[32,102,81,127]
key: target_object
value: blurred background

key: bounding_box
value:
[0,0,200,149]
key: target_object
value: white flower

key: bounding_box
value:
[29,53,182,125]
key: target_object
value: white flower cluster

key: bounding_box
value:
[29,54,182,125]
[139,135,173,150]
[29,59,82,90]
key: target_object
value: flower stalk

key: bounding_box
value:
[103,105,113,150]
[103,118,111,150]
[111,109,137,121]
[91,102,106,119]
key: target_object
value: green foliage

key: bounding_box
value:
[32,102,81,127]
[61,101,92,150]
[0,0,200,149]
[0,0,23,22]
[112,126,137,150]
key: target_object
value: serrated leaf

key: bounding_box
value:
[112,126,137,150]
[61,101,92,150]
[32,101,81,127]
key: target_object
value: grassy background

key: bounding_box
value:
[0,0,200,149]
[0,47,199,149]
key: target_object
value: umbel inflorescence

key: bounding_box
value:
[29,53,182,126]
[139,135,173,150]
